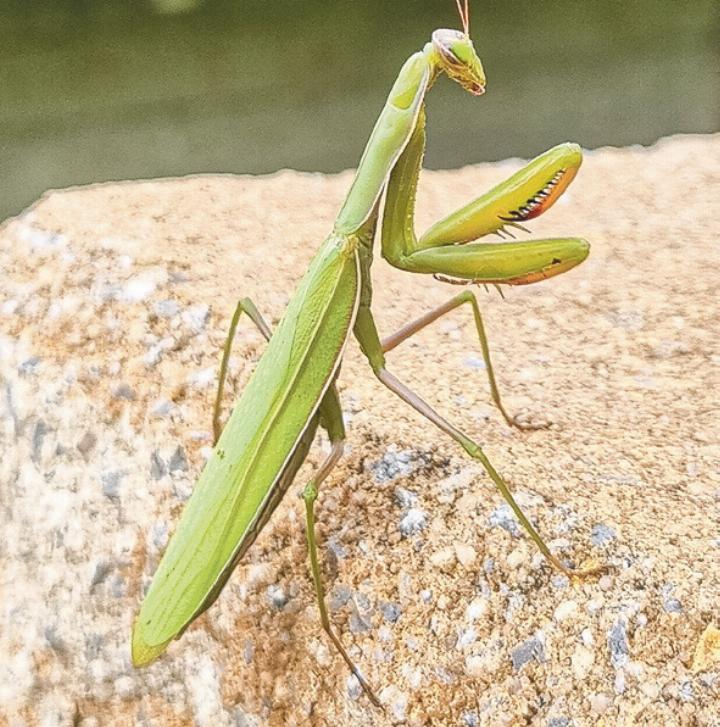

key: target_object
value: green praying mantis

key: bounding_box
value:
[132,1,603,707]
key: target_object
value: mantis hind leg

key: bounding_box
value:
[354,308,603,580]
[381,291,548,430]
[214,298,380,705]
[376,365,603,579]
[302,438,382,709]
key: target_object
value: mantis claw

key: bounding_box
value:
[557,558,610,582]
[507,409,552,431]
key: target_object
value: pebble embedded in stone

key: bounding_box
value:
[607,619,629,668]
[399,507,428,537]
[266,584,288,610]
[489,503,521,537]
[168,445,189,473]
[379,601,402,624]
[182,304,211,333]
[153,299,180,318]
[369,448,429,483]
[112,383,136,401]
[511,633,545,671]
[393,486,418,508]
[590,523,616,546]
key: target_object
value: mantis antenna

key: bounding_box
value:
[454,0,470,35]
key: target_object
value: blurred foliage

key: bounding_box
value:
[0,0,718,219]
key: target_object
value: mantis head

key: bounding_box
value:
[432,29,486,96]
[432,1,485,95]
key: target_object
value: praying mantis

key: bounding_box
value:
[132,1,603,707]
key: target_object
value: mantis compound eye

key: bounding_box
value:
[431,28,465,64]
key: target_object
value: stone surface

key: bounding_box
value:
[1,134,719,725]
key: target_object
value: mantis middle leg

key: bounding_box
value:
[213,297,272,444]
[381,291,548,430]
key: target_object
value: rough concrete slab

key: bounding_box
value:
[1,134,718,726]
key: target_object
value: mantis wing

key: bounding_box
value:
[132,233,360,665]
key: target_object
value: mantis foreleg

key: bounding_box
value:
[380,290,548,430]
[381,108,589,285]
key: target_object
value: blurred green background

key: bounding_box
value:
[1,0,718,221]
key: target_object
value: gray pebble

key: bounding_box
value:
[31,419,48,463]
[399,507,428,537]
[590,523,616,546]
[369,449,428,483]
[18,356,41,375]
[511,633,545,671]
[463,712,479,726]
[150,399,175,418]
[349,611,372,634]
[678,681,694,702]
[151,522,169,552]
[232,711,254,727]
[394,486,418,508]
[168,445,188,473]
[90,560,112,588]
[661,583,683,613]
[112,383,136,401]
[489,503,521,537]
[547,719,572,727]
[355,592,371,611]
[346,674,362,701]
[150,451,167,480]
[607,619,629,668]
[153,299,180,318]
[151,336,177,365]
[266,584,288,609]
[663,597,683,614]
[182,304,211,333]
[456,627,477,648]
[379,601,402,624]
[101,470,123,499]
[110,574,127,598]
[77,431,97,456]
[44,625,66,654]
[463,356,486,370]
[349,593,373,633]
[329,584,353,611]
[326,539,347,560]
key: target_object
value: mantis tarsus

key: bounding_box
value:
[133,1,603,707]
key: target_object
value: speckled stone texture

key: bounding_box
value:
[1,134,718,726]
